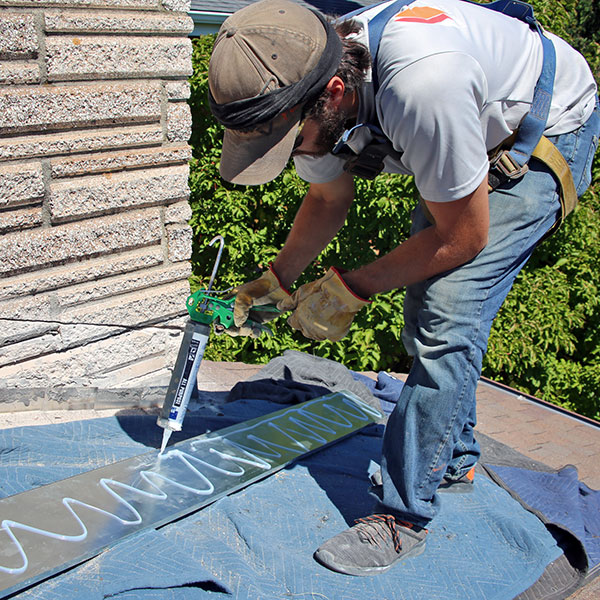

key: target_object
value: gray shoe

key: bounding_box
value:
[314,514,427,576]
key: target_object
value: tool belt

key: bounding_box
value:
[488,134,577,234]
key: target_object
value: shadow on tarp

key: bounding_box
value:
[113,389,255,449]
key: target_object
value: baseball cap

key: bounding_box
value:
[208,0,340,185]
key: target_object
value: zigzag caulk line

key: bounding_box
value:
[1,396,378,577]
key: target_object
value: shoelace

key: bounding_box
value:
[354,514,414,553]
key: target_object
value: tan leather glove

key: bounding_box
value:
[277,267,371,342]
[226,264,290,337]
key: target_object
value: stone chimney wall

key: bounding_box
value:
[0,0,195,409]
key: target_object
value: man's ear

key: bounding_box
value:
[325,76,346,107]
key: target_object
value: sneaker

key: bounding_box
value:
[314,514,427,576]
[438,466,475,493]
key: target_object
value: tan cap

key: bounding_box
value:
[208,0,333,185]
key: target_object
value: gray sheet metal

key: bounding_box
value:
[0,391,381,598]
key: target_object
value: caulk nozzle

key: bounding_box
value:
[159,428,172,455]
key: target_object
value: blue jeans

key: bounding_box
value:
[377,99,600,526]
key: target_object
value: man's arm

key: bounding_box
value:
[343,176,490,298]
[273,171,355,288]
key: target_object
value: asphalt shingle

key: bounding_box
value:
[190,0,382,17]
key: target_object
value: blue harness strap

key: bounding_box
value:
[477,1,556,167]
[341,0,556,171]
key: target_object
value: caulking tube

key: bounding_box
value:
[157,320,210,454]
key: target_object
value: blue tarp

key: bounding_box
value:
[0,396,563,600]
[357,369,600,579]
[487,464,600,573]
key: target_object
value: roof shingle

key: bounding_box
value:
[190,0,382,17]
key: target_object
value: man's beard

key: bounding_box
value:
[310,98,349,156]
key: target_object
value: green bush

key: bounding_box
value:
[481,0,600,418]
[187,2,600,419]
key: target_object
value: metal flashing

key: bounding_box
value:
[0,391,381,598]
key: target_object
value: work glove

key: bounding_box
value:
[225,264,290,337]
[278,267,371,342]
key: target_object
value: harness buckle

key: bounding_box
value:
[488,149,529,190]
[490,149,529,179]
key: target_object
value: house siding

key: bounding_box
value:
[0,0,195,408]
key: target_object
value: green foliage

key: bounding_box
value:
[187,2,600,419]
[531,0,600,81]
[187,35,416,371]
[480,0,600,418]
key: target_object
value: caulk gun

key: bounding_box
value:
[156,235,279,453]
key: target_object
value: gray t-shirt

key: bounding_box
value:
[294,0,597,202]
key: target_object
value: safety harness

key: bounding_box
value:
[332,0,577,230]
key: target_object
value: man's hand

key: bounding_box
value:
[278,267,370,342]
[226,265,289,337]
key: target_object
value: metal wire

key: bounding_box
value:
[1,315,188,332]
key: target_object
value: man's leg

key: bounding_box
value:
[380,99,600,525]
[314,102,599,575]
[379,200,552,523]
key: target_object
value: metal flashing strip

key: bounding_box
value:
[0,391,381,598]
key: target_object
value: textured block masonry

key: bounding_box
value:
[0,61,40,85]
[0,13,38,58]
[0,0,159,8]
[46,37,193,81]
[167,102,193,143]
[0,125,164,161]
[50,145,192,178]
[0,207,43,234]
[44,10,193,34]
[0,247,165,301]
[48,164,190,222]
[0,209,163,277]
[0,82,163,133]
[0,163,44,208]
[0,0,196,396]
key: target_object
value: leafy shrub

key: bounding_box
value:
[187,2,600,419]
[480,0,600,418]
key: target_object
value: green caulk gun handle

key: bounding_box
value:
[211,303,281,336]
